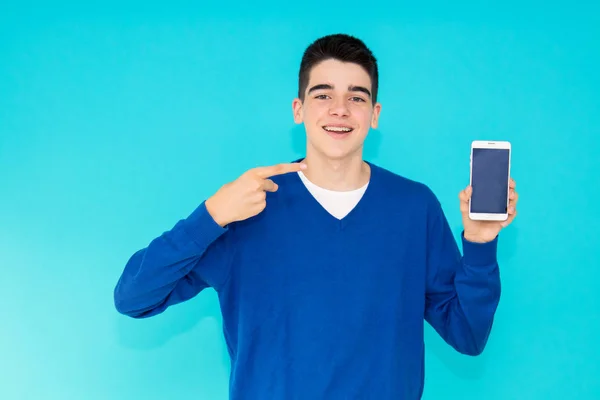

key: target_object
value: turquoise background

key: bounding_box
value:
[1,2,599,399]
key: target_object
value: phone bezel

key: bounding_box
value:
[469,140,512,221]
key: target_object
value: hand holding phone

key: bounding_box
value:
[459,140,518,243]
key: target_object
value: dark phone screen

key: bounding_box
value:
[471,148,510,214]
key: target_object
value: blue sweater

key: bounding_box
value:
[114,161,501,400]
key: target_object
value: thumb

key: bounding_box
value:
[459,186,471,213]
[262,179,279,192]
[459,185,472,202]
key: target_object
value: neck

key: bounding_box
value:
[301,150,370,191]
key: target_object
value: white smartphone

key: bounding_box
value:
[469,140,512,221]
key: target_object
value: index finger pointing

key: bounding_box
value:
[254,162,307,178]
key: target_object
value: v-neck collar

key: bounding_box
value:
[288,158,378,231]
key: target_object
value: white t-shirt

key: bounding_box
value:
[297,171,369,220]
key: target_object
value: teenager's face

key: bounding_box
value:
[293,58,381,161]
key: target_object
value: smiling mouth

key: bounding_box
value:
[322,125,354,133]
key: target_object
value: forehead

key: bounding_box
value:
[307,59,372,89]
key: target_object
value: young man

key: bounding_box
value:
[114,34,519,399]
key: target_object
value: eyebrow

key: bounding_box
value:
[307,83,372,98]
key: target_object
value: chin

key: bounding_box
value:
[315,144,363,161]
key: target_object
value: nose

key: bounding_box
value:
[329,98,350,117]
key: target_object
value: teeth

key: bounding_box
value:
[324,126,352,132]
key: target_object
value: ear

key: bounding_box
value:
[370,102,382,129]
[292,98,303,124]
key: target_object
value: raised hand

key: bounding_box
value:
[459,178,519,243]
[205,162,307,227]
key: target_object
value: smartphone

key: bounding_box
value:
[469,140,511,221]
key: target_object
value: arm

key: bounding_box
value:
[113,161,306,318]
[424,197,501,356]
[113,201,235,318]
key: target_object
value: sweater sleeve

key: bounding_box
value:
[423,196,501,356]
[113,200,235,318]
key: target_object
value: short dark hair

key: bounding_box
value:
[298,33,379,103]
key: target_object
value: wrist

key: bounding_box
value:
[463,229,498,244]
[205,196,230,227]
[463,233,489,243]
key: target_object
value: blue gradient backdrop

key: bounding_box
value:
[1,2,599,399]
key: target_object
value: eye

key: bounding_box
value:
[315,94,329,100]
[350,97,365,102]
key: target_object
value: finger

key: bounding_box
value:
[507,193,517,213]
[503,208,517,223]
[261,179,278,192]
[509,178,516,189]
[459,186,472,202]
[508,191,519,212]
[459,186,471,213]
[501,210,517,227]
[254,162,307,178]
[460,200,469,213]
